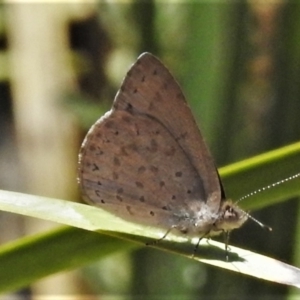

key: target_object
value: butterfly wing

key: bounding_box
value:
[113,53,223,211]
[78,53,223,229]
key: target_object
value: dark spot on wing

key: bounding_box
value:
[134,124,140,135]
[89,145,96,152]
[136,182,144,189]
[120,146,129,156]
[116,195,123,202]
[120,86,125,93]
[122,116,131,123]
[139,196,145,202]
[155,91,163,102]
[149,139,158,153]
[175,171,182,177]
[105,121,114,128]
[113,172,119,180]
[128,143,138,152]
[114,157,121,167]
[138,166,146,174]
[164,146,176,157]
[92,164,99,171]
[150,166,158,174]
[127,103,133,111]
[126,205,133,215]
[176,92,183,99]
[96,147,104,155]
[175,132,188,142]
[117,188,123,194]
[148,102,154,111]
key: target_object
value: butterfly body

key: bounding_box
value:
[78,53,247,240]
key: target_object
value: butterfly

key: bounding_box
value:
[78,53,247,248]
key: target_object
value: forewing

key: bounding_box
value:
[78,53,222,229]
[113,53,222,211]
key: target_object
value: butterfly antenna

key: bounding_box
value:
[235,172,300,231]
[243,211,272,231]
[236,172,300,205]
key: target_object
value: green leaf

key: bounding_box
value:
[0,227,138,293]
[220,141,300,210]
[0,142,299,292]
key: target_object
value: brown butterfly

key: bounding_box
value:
[78,53,247,249]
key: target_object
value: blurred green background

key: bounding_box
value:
[0,1,300,298]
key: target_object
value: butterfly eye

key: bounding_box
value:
[225,205,231,212]
[223,205,238,219]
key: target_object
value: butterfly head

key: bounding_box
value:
[213,200,248,232]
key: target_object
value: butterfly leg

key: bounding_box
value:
[192,231,211,258]
[224,231,230,262]
[145,225,177,246]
